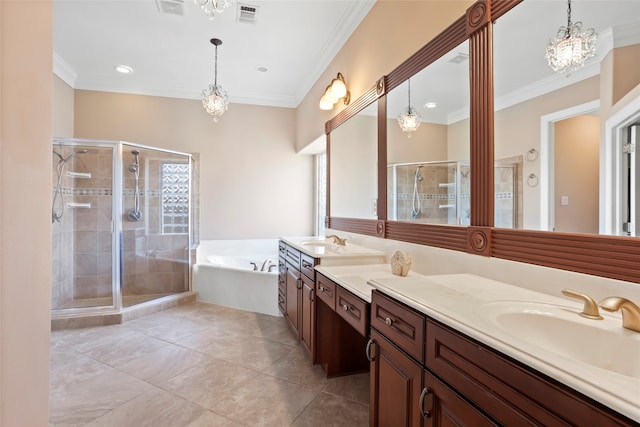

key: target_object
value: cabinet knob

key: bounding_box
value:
[343,304,349,312]
[384,317,393,326]
[319,285,325,292]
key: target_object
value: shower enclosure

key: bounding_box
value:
[388,160,520,227]
[51,139,192,319]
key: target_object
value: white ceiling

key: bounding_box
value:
[53,0,375,108]
[54,0,640,115]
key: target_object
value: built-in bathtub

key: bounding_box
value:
[193,239,280,316]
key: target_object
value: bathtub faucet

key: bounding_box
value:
[260,259,272,271]
[250,262,258,271]
[268,264,278,273]
[326,234,347,246]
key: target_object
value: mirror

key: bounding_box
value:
[329,103,378,219]
[386,41,471,225]
[494,0,640,235]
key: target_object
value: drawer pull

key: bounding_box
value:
[365,338,375,362]
[419,387,432,419]
[319,285,325,292]
[302,261,313,269]
[384,317,394,327]
[343,304,350,312]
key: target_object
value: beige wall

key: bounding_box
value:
[612,44,640,106]
[554,115,600,234]
[1,1,53,425]
[387,119,448,164]
[296,0,474,152]
[73,90,313,239]
[53,74,74,137]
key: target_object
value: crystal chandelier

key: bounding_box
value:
[397,79,421,138]
[202,38,229,122]
[194,0,234,20]
[545,0,597,74]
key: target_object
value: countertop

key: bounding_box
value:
[280,236,386,265]
[315,263,640,423]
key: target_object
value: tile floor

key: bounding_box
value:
[50,301,370,426]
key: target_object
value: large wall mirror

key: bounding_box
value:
[386,41,471,226]
[494,0,640,235]
[329,102,378,220]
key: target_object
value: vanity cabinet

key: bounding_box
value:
[369,290,638,427]
[279,241,318,360]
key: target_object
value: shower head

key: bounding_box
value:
[414,167,424,181]
[55,149,87,163]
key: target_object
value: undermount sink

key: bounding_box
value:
[478,301,640,379]
[300,240,337,248]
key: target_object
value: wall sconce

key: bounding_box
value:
[319,73,350,110]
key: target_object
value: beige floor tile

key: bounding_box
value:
[158,356,257,409]
[80,328,169,367]
[113,343,207,384]
[195,334,294,371]
[210,373,319,427]
[85,388,206,427]
[123,311,214,342]
[291,392,369,427]
[323,372,370,405]
[186,411,246,427]
[262,345,328,389]
[49,359,152,425]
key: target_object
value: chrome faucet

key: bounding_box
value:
[599,297,640,332]
[326,234,347,246]
[261,259,272,272]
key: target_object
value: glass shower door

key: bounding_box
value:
[51,143,116,311]
[120,145,191,307]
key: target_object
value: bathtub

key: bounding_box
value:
[193,239,281,316]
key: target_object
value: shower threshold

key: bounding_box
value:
[51,291,197,330]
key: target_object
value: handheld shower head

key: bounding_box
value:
[414,167,424,182]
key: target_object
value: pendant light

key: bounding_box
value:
[545,0,597,74]
[397,79,421,138]
[202,38,229,122]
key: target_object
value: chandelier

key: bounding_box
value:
[397,79,421,137]
[194,0,234,20]
[545,0,597,74]
[202,38,229,122]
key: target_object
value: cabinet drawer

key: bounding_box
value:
[285,246,300,269]
[278,241,286,260]
[371,290,425,364]
[300,253,316,281]
[426,320,637,427]
[278,289,285,314]
[336,286,369,336]
[316,273,336,310]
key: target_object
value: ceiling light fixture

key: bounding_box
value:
[397,79,421,138]
[194,0,234,20]
[114,65,133,74]
[545,0,597,74]
[424,102,437,109]
[202,38,229,122]
[319,73,350,111]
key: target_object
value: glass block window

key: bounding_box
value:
[316,153,327,236]
[161,163,190,234]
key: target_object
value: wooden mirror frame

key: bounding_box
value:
[326,0,640,284]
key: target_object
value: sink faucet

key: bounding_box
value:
[599,297,640,332]
[326,234,347,246]
[561,289,602,320]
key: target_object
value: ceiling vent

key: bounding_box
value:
[448,53,469,64]
[156,0,184,16]
[236,4,258,25]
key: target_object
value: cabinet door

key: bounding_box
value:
[369,328,422,427]
[285,266,301,336]
[422,370,497,427]
[301,275,315,358]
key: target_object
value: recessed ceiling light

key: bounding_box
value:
[256,66,269,73]
[424,102,437,109]
[115,65,133,74]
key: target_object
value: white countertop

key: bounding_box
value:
[315,264,640,423]
[280,236,386,264]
